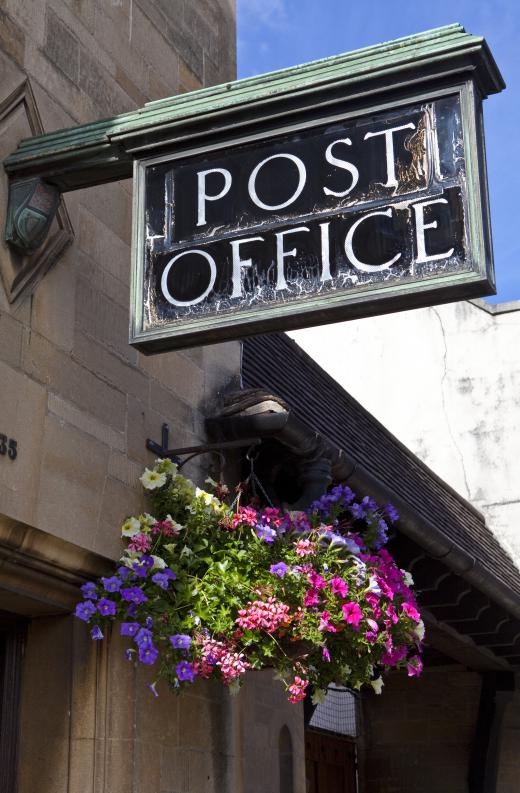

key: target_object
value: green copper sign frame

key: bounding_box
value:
[130,78,493,352]
[3,25,504,352]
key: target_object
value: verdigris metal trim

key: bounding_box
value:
[3,25,504,191]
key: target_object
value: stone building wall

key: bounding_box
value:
[0,4,308,793]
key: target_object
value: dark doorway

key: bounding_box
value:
[305,731,357,793]
[0,612,27,793]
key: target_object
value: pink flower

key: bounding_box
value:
[232,506,258,528]
[308,570,326,590]
[318,611,337,633]
[401,602,421,623]
[381,645,407,667]
[303,589,320,607]
[342,601,363,629]
[322,646,331,662]
[330,576,349,598]
[236,597,290,632]
[295,539,316,557]
[128,533,152,552]
[287,675,308,703]
[407,655,423,677]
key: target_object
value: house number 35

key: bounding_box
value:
[0,434,17,460]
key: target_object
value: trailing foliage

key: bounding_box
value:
[76,459,423,702]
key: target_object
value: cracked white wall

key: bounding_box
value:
[289,298,520,566]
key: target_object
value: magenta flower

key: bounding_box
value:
[318,611,337,633]
[342,601,363,629]
[303,589,320,607]
[407,655,423,677]
[401,602,421,622]
[308,570,326,590]
[330,576,349,598]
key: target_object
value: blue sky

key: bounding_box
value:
[237,1,520,304]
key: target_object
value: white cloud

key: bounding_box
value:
[239,0,288,28]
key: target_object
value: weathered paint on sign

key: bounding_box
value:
[130,84,494,352]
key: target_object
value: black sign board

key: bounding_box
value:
[130,83,494,352]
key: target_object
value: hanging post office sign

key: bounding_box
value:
[129,45,500,352]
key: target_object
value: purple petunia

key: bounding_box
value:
[101,576,121,593]
[117,565,132,580]
[75,600,96,622]
[270,562,288,578]
[135,627,153,648]
[255,524,277,543]
[384,503,399,524]
[152,571,176,589]
[138,644,159,665]
[120,587,148,605]
[169,634,191,650]
[120,622,140,637]
[97,598,116,617]
[146,681,159,698]
[176,660,196,682]
[132,562,148,579]
[81,582,98,600]
[91,625,104,640]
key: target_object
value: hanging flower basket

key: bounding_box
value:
[76,459,424,702]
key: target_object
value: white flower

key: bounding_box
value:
[119,550,140,566]
[140,513,156,529]
[195,487,221,511]
[371,677,384,695]
[205,476,217,488]
[402,570,414,587]
[414,619,425,642]
[165,514,182,533]
[156,458,178,476]
[121,517,141,537]
[311,689,327,705]
[140,468,167,490]
[151,555,167,569]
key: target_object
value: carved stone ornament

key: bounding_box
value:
[0,78,73,304]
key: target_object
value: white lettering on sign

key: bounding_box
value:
[345,208,402,272]
[319,222,332,282]
[413,197,455,263]
[275,226,310,290]
[230,236,265,298]
[364,123,416,189]
[161,249,217,306]
[323,138,359,197]
[248,153,307,211]
[197,168,232,227]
